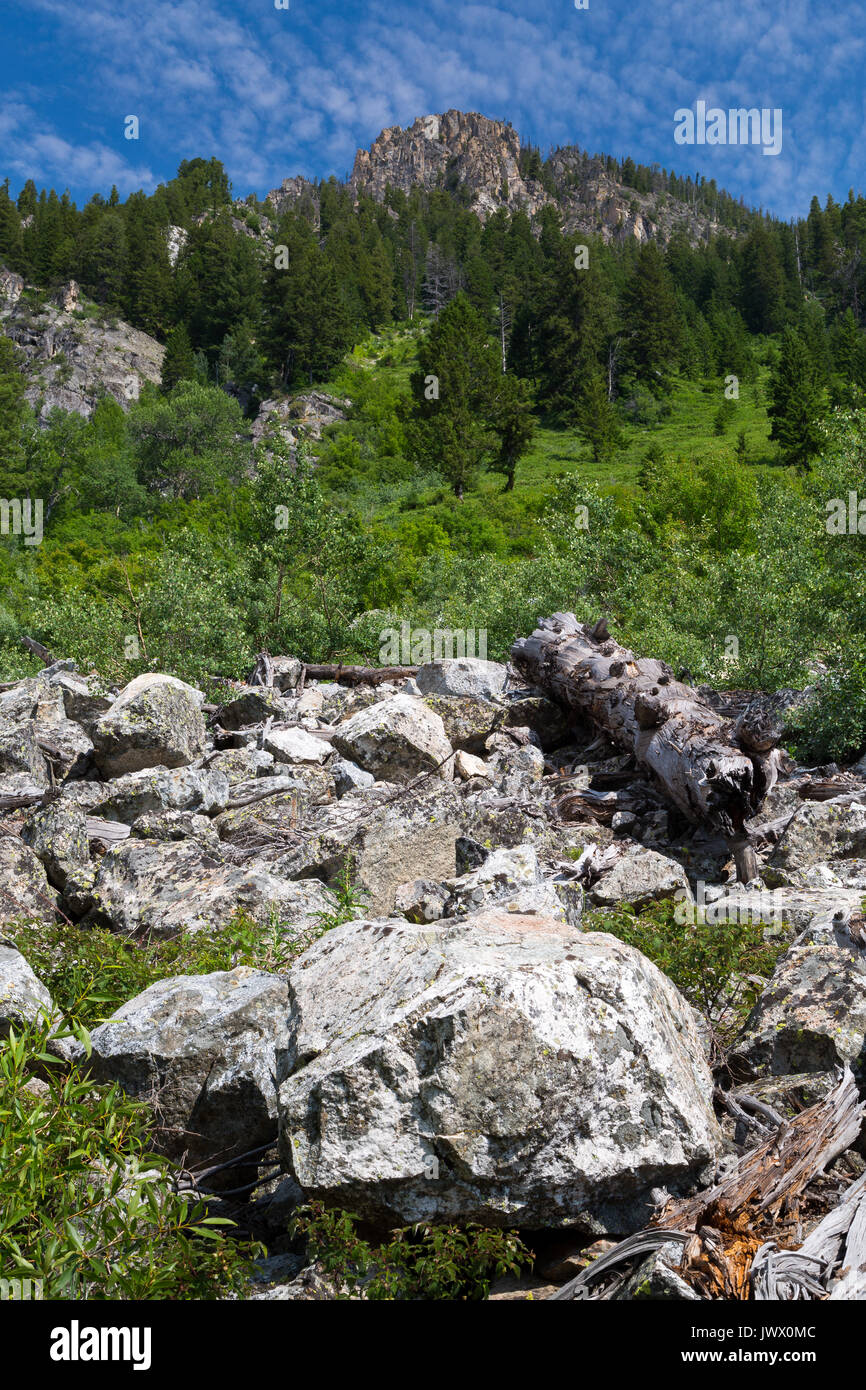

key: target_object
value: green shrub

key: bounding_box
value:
[582,900,784,1047]
[785,646,866,764]
[291,1202,531,1300]
[0,1021,261,1299]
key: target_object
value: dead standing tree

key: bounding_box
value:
[511,614,785,881]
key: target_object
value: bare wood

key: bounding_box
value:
[0,788,60,812]
[86,817,131,844]
[512,615,783,862]
[249,651,275,688]
[302,663,418,687]
[21,635,57,666]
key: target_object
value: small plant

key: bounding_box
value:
[291,1202,531,1300]
[0,1020,261,1299]
[314,857,371,932]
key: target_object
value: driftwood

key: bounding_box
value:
[752,1170,866,1300]
[512,615,784,880]
[548,1067,865,1301]
[0,789,55,813]
[86,817,131,846]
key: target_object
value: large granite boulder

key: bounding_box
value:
[415,658,508,702]
[0,839,57,925]
[277,910,720,1232]
[85,837,334,938]
[21,799,90,890]
[0,943,57,1037]
[75,968,290,1173]
[589,846,692,910]
[763,798,866,888]
[267,783,461,916]
[731,910,866,1079]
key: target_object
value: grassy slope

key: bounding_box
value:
[317,325,780,555]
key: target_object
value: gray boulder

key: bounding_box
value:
[76,968,290,1173]
[415,658,508,702]
[85,764,229,823]
[86,836,334,938]
[22,799,90,890]
[764,799,866,888]
[332,694,454,784]
[443,845,577,923]
[92,674,206,776]
[278,910,720,1231]
[0,943,56,1036]
[731,910,866,1078]
[590,846,692,910]
[264,726,330,766]
[0,839,57,925]
[215,687,287,731]
[269,783,461,916]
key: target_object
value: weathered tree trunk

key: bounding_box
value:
[512,614,782,867]
[301,664,418,687]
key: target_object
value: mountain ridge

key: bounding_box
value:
[268,107,744,247]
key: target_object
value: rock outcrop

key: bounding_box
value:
[0,270,164,421]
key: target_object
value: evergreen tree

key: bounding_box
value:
[739,224,787,334]
[407,293,501,498]
[577,372,621,462]
[0,180,23,269]
[622,242,681,390]
[161,324,198,393]
[767,328,826,469]
[489,372,535,490]
[0,336,27,487]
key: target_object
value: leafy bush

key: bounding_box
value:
[582,900,784,1048]
[785,647,866,764]
[6,902,358,1030]
[0,1021,261,1299]
[291,1202,531,1300]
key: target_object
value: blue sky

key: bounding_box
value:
[0,0,864,219]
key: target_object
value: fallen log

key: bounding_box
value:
[512,614,784,878]
[21,635,57,666]
[0,787,60,813]
[302,663,418,687]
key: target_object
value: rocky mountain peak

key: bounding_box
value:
[350,109,546,220]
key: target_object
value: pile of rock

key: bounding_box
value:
[2,649,866,1298]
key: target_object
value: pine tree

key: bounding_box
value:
[490,372,535,490]
[577,372,621,462]
[407,293,501,498]
[0,336,27,488]
[739,224,787,334]
[0,179,23,269]
[160,324,197,393]
[767,328,826,469]
[622,242,681,390]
